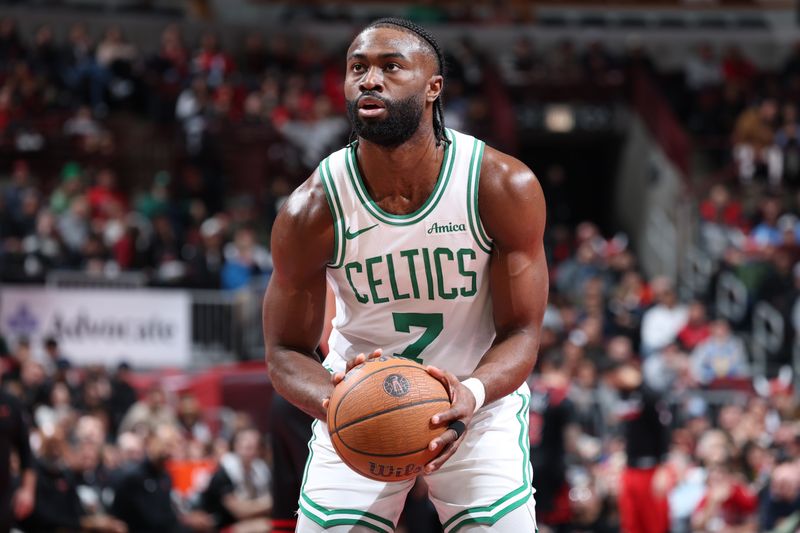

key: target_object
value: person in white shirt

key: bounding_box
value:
[640,277,689,357]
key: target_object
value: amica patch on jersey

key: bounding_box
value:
[425,221,467,235]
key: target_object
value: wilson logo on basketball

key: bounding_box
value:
[382,374,410,397]
[368,462,422,478]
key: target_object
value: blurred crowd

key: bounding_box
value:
[0,16,511,287]
[0,334,273,532]
[0,13,798,533]
[530,219,799,533]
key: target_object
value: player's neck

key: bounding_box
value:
[355,128,444,195]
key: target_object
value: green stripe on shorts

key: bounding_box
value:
[298,420,395,532]
[443,392,532,533]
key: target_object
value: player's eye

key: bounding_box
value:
[385,63,400,72]
[351,63,365,73]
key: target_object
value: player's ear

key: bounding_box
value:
[426,74,443,103]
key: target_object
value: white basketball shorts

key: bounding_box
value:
[298,382,536,532]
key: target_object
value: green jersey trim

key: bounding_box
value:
[319,157,346,268]
[344,129,457,226]
[443,392,532,532]
[298,420,396,532]
[466,139,492,254]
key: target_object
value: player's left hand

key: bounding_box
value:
[424,366,476,474]
[12,485,34,520]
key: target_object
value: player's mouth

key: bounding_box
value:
[358,96,387,118]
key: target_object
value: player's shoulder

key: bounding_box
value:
[478,143,542,200]
[278,169,330,231]
[269,166,335,271]
[471,141,545,247]
[276,145,349,234]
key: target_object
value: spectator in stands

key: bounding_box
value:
[759,461,800,531]
[111,424,214,532]
[677,300,712,351]
[699,184,747,258]
[22,431,127,532]
[750,195,784,249]
[119,385,176,436]
[71,415,113,513]
[1,159,33,224]
[691,319,750,385]
[61,23,106,112]
[528,352,579,531]
[183,216,224,289]
[0,384,35,530]
[109,363,138,437]
[685,43,722,92]
[200,427,272,532]
[722,46,757,88]
[221,225,271,290]
[144,24,189,121]
[34,381,75,435]
[733,98,780,184]
[176,394,212,445]
[555,240,603,305]
[117,432,145,468]
[87,167,128,223]
[609,361,671,533]
[644,342,694,394]
[640,276,688,357]
[95,26,137,103]
[39,337,69,377]
[691,458,758,532]
[3,336,31,383]
[192,31,234,89]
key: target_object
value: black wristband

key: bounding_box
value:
[447,420,466,440]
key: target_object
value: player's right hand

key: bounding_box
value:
[321,349,382,410]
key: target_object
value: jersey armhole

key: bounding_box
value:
[467,139,494,254]
[318,157,346,268]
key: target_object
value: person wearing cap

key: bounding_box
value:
[49,162,83,215]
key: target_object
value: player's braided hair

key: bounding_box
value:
[361,17,449,146]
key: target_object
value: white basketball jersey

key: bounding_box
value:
[321,129,495,378]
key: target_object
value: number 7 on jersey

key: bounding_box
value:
[392,312,443,363]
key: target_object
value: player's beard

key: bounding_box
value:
[346,92,424,147]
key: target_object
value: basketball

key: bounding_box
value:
[326,355,451,482]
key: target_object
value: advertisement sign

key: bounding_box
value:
[0,287,191,367]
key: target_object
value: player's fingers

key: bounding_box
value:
[321,397,330,410]
[430,406,464,426]
[426,365,457,400]
[425,440,460,473]
[331,371,345,385]
[428,424,461,451]
[366,348,383,360]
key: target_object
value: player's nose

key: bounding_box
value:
[359,66,384,92]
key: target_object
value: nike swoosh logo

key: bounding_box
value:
[344,224,378,240]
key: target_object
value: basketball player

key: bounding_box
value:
[263,18,548,532]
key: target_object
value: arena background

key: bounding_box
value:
[0,0,799,532]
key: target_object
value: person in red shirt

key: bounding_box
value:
[86,167,127,222]
[699,184,745,229]
[692,459,758,532]
[193,31,234,88]
[677,300,711,351]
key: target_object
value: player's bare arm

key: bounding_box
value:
[426,146,548,472]
[263,172,333,421]
[264,172,381,421]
